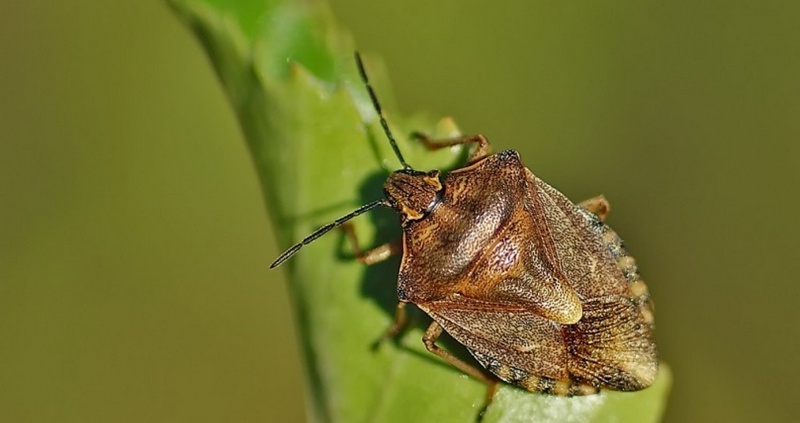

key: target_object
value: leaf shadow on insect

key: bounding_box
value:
[334,157,488,377]
[333,170,401,316]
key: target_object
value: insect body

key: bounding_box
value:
[271,53,657,397]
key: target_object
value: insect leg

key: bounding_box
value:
[410,132,491,165]
[422,321,498,388]
[382,301,408,339]
[578,195,611,222]
[372,302,411,350]
[341,222,402,265]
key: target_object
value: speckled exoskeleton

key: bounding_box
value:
[271,53,657,402]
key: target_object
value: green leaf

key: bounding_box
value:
[168,0,671,421]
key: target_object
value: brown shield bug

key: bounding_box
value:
[271,53,658,399]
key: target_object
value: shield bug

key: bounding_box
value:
[271,53,658,399]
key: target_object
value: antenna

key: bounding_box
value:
[271,54,407,269]
[355,52,411,170]
[270,199,389,268]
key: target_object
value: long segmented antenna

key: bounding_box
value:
[271,54,408,268]
[270,199,389,268]
[355,52,411,170]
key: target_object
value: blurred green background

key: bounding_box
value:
[1,1,798,422]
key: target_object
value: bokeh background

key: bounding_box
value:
[2,1,799,422]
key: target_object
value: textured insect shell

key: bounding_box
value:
[395,150,657,393]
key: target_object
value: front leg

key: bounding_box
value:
[411,132,492,165]
[341,224,410,347]
[341,222,402,265]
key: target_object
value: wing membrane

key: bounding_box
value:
[565,295,658,390]
[422,302,569,380]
